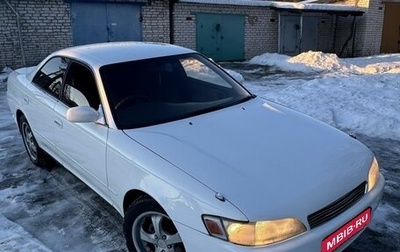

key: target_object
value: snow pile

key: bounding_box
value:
[249,51,363,73]
[344,54,400,67]
[0,67,12,83]
[250,51,400,75]
[357,62,400,74]
[289,51,355,72]
[344,54,400,74]
[249,53,314,72]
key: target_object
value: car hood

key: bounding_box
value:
[124,98,373,221]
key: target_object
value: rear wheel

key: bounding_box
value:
[19,115,51,167]
[124,197,186,252]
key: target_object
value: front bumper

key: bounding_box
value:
[176,174,385,252]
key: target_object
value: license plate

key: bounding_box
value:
[321,208,371,252]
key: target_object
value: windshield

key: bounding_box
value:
[100,53,252,129]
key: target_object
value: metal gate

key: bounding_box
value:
[196,14,245,61]
[381,3,400,53]
[71,3,142,46]
[280,15,318,55]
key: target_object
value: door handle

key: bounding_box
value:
[54,119,63,128]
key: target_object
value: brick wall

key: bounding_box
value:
[0,0,73,69]
[173,3,278,60]
[1,0,171,69]
[354,0,385,56]
[0,0,385,69]
[142,1,170,43]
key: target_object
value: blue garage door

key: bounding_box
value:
[280,15,318,55]
[196,14,245,61]
[71,3,142,46]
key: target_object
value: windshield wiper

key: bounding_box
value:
[185,95,254,118]
[230,94,255,106]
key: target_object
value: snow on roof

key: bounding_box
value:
[180,0,365,13]
[271,1,365,12]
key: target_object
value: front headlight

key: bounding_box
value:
[368,157,380,192]
[203,215,306,246]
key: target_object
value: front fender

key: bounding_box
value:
[106,129,247,234]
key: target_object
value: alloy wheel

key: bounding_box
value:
[132,211,185,252]
[21,120,38,162]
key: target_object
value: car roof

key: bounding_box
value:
[54,42,196,68]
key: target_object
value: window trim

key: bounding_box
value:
[61,61,99,108]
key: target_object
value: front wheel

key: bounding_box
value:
[124,197,186,252]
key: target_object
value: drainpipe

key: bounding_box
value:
[278,12,281,53]
[331,14,337,53]
[351,16,357,57]
[169,0,177,44]
[299,13,303,54]
[4,0,26,67]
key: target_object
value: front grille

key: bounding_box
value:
[308,182,366,229]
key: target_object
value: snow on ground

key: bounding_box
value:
[1,52,400,251]
[0,214,52,252]
[246,51,400,140]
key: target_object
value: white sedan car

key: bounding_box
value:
[7,42,384,252]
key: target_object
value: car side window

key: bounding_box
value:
[32,57,69,98]
[62,63,100,109]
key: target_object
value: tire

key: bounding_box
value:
[19,115,51,167]
[124,197,186,252]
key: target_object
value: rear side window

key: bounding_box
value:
[32,57,69,98]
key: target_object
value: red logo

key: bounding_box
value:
[322,208,371,252]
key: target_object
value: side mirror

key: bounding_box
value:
[66,106,99,123]
[225,69,244,84]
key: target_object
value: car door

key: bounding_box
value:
[53,61,109,196]
[26,57,69,157]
